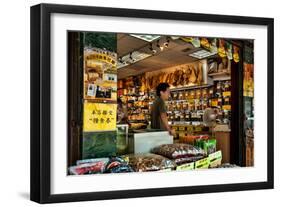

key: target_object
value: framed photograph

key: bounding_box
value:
[30,3,274,203]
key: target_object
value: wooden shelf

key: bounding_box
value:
[208,71,230,76]
[208,71,231,81]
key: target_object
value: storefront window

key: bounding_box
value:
[67,32,254,175]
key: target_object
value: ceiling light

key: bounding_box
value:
[170,36,180,40]
[117,61,128,69]
[189,49,217,59]
[117,51,152,69]
[130,34,161,42]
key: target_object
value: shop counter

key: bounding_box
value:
[128,129,173,154]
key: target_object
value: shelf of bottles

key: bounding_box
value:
[118,80,232,128]
[165,80,231,124]
[118,85,150,123]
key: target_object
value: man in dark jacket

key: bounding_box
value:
[151,83,175,136]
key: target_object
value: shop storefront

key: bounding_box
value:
[67,32,254,175]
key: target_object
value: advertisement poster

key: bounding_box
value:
[84,47,117,101]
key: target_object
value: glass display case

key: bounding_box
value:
[116,124,129,155]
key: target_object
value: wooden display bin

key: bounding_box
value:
[246,138,254,166]
[214,125,230,164]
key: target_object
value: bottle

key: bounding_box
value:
[216,81,222,97]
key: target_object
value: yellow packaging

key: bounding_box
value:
[83,103,117,132]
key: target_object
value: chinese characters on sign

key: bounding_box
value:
[83,103,117,132]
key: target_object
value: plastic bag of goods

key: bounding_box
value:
[76,157,109,165]
[124,153,176,172]
[151,143,206,159]
[194,139,216,155]
[173,155,205,165]
[180,134,209,145]
[104,157,134,173]
[69,158,109,175]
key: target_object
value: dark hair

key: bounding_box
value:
[156,83,170,97]
[117,98,123,107]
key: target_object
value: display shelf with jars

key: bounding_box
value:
[118,75,232,132]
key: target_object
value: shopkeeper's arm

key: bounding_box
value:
[160,113,175,136]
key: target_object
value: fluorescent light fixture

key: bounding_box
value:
[117,60,129,69]
[130,34,161,42]
[117,51,152,69]
[189,49,217,59]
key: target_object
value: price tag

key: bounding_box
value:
[179,126,185,131]
[209,150,222,161]
[194,126,202,132]
[176,162,195,171]
[195,157,210,169]
[209,151,222,168]
[222,105,231,110]
[211,100,218,106]
[223,91,231,97]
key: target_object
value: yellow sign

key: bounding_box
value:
[200,38,210,50]
[222,105,231,110]
[176,162,195,171]
[211,99,218,107]
[218,47,227,58]
[83,103,117,132]
[85,52,117,67]
[195,157,210,169]
[233,46,240,63]
[223,91,231,97]
[209,151,222,168]
[233,53,239,63]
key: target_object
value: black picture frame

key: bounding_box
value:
[30,3,274,204]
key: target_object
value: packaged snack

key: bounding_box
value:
[104,157,134,173]
[180,134,209,145]
[76,157,109,165]
[173,155,205,165]
[151,144,206,159]
[204,139,216,154]
[68,161,107,175]
[125,153,176,172]
[195,139,216,154]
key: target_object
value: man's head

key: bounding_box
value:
[156,83,170,100]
